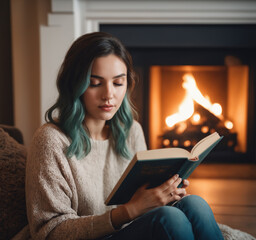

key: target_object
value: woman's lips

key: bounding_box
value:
[99,104,114,111]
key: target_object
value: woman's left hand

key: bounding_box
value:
[182,179,189,188]
[172,179,190,198]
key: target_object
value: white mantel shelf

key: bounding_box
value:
[52,0,256,35]
[40,0,256,124]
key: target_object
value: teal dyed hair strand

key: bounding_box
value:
[64,65,92,159]
[110,95,133,159]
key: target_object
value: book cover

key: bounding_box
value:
[105,132,223,205]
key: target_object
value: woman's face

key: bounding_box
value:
[82,54,127,124]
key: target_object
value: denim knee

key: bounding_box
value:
[174,195,214,219]
[151,206,189,226]
[174,195,224,240]
[149,206,194,240]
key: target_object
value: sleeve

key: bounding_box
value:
[25,126,116,240]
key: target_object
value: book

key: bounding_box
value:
[105,132,223,206]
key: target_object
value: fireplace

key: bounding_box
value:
[149,65,247,159]
[100,24,256,163]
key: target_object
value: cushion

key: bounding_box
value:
[0,127,28,240]
[218,223,256,240]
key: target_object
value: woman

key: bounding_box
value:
[26,32,224,240]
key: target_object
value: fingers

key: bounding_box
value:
[171,187,187,198]
[182,179,189,188]
[159,174,181,191]
[127,177,188,219]
[160,175,189,199]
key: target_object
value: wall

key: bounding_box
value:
[0,0,13,125]
[10,0,50,145]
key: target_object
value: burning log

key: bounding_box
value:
[162,124,237,152]
[161,102,237,152]
[162,73,237,152]
[193,102,221,127]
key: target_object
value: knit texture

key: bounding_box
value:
[26,121,147,240]
[0,128,28,240]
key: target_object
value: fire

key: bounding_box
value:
[165,92,194,127]
[165,73,233,129]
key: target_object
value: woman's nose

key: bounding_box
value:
[102,83,114,101]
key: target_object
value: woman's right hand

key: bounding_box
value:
[123,174,187,220]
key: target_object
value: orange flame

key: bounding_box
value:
[165,73,232,129]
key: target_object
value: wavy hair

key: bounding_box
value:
[45,32,137,159]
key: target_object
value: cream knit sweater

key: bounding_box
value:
[25,121,147,240]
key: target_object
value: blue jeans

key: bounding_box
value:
[104,195,224,240]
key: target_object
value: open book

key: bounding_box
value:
[105,132,223,205]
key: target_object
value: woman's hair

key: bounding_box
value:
[45,32,137,159]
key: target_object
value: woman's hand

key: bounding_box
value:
[123,174,189,220]
[182,179,190,190]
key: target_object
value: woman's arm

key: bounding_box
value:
[26,125,115,240]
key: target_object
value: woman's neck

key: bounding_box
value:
[84,118,109,140]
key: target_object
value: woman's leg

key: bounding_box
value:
[174,195,224,240]
[104,206,194,240]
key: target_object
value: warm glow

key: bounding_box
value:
[225,120,234,130]
[182,73,223,117]
[201,126,209,133]
[176,122,188,134]
[182,74,211,110]
[184,140,191,147]
[192,113,201,123]
[211,103,222,116]
[162,139,170,147]
[165,93,194,127]
[149,65,248,151]
[165,73,226,127]
[173,140,179,146]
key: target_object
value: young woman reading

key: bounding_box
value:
[25,32,224,240]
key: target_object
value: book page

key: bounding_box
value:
[191,132,220,157]
[137,147,191,160]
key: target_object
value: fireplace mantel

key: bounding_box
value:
[40,0,256,124]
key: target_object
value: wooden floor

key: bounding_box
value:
[188,178,256,237]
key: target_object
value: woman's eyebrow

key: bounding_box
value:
[113,73,126,79]
[90,73,126,79]
[90,74,104,79]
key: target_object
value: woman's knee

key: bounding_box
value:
[149,207,191,230]
[148,206,194,239]
[175,195,216,223]
[175,195,211,211]
[150,206,186,223]
[173,196,224,240]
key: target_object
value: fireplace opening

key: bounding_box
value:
[149,64,248,160]
[100,24,256,163]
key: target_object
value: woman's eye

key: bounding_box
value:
[114,79,125,86]
[114,82,123,86]
[90,81,101,87]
